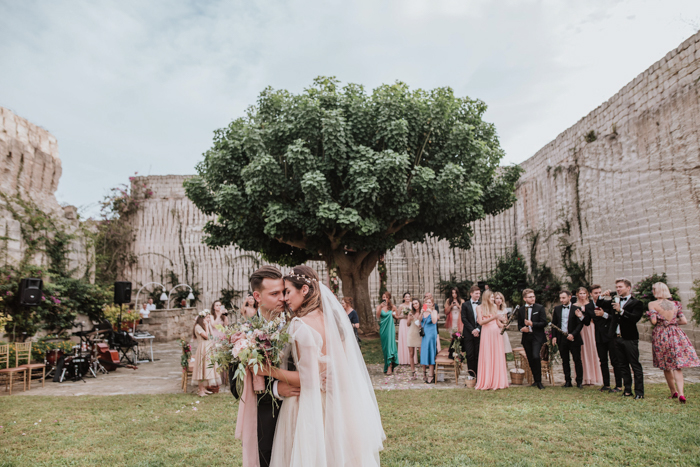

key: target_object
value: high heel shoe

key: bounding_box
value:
[425,376,434,384]
[669,392,678,399]
[679,395,686,404]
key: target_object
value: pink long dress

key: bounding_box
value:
[475,317,509,390]
[580,307,603,385]
[397,306,411,365]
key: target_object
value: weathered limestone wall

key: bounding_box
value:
[137,307,197,343]
[127,32,700,345]
[0,107,91,274]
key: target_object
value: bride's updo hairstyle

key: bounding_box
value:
[284,265,322,317]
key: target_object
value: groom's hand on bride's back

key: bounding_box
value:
[278,381,300,398]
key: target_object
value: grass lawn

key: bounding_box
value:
[1,384,698,466]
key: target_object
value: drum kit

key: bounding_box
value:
[47,320,127,383]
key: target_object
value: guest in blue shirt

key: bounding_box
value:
[342,297,360,344]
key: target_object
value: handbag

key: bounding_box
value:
[419,314,426,337]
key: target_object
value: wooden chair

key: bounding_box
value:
[435,351,461,384]
[541,360,553,386]
[0,344,27,395]
[16,342,46,390]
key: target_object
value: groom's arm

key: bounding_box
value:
[275,380,300,398]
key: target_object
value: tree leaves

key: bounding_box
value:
[184,77,521,264]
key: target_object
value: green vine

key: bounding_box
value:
[689,279,700,327]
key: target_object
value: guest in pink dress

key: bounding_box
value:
[649,282,700,404]
[493,292,512,354]
[395,292,412,365]
[574,287,603,386]
[444,288,464,335]
[475,290,509,390]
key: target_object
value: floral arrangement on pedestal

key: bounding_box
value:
[329,265,340,296]
[448,332,465,363]
[178,338,192,370]
[377,255,387,301]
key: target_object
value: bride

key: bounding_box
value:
[258,265,385,466]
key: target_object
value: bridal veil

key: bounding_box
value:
[270,283,385,466]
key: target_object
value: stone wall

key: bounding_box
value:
[0,106,91,274]
[137,307,198,343]
[126,31,700,345]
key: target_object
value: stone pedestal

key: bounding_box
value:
[137,307,198,342]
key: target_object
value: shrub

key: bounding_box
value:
[689,279,700,327]
[632,273,681,321]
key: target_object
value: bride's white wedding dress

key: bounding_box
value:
[270,284,385,466]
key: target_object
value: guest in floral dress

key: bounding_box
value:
[648,282,700,404]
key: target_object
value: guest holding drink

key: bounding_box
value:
[493,292,512,353]
[420,298,438,383]
[573,287,603,386]
[475,290,509,390]
[552,290,585,388]
[648,282,700,403]
[406,299,423,377]
[377,292,399,375]
[608,278,645,399]
[241,293,258,319]
[444,287,464,334]
[395,292,412,365]
[192,310,221,396]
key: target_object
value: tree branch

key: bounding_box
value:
[275,236,307,250]
[386,219,414,235]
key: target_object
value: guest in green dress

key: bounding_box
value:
[376,292,399,375]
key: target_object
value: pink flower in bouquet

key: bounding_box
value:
[232,337,251,356]
[229,331,244,344]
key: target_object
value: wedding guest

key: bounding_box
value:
[395,292,412,365]
[493,292,512,353]
[475,290,509,390]
[406,299,423,377]
[420,298,438,384]
[552,290,585,388]
[424,291,441,352]
[444,287,464,334]
[591,285,622,392]
[342,297,360,343]
[376,292,398,375]
[146,297,157,312]
[573,287,603,386]
[139,302,150,320]
[192,311,220,396]
[241,293,257,319]
[608,278,645,399]
[518,289,547,389]
[461,285,482,377]
[210,300,228,340]
[648,282,700,403]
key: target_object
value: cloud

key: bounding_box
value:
[0,0,698,216]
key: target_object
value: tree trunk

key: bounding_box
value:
[333,250,380,335]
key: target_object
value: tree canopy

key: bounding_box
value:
[185,77,522,329]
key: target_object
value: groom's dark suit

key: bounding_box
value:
[461,299,481,376]
[230,372,281,467]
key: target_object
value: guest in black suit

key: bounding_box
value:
[461,285,482,376]
[608,278,645,399]
[590,285,622,392]
[552,290,585,388]
[518,288,547,389]
[230,266,300,467]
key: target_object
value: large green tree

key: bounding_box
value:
[185,77,522,332]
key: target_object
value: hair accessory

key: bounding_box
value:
[198,309,211,317]
[285,273,317,284]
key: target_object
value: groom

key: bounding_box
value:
[230,265,299,467]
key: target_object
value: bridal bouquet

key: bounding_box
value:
[210,313,291,398]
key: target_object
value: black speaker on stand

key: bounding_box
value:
[114,281,132,304]
[19,278,43,306]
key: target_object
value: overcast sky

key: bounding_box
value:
[1,0,699,217]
